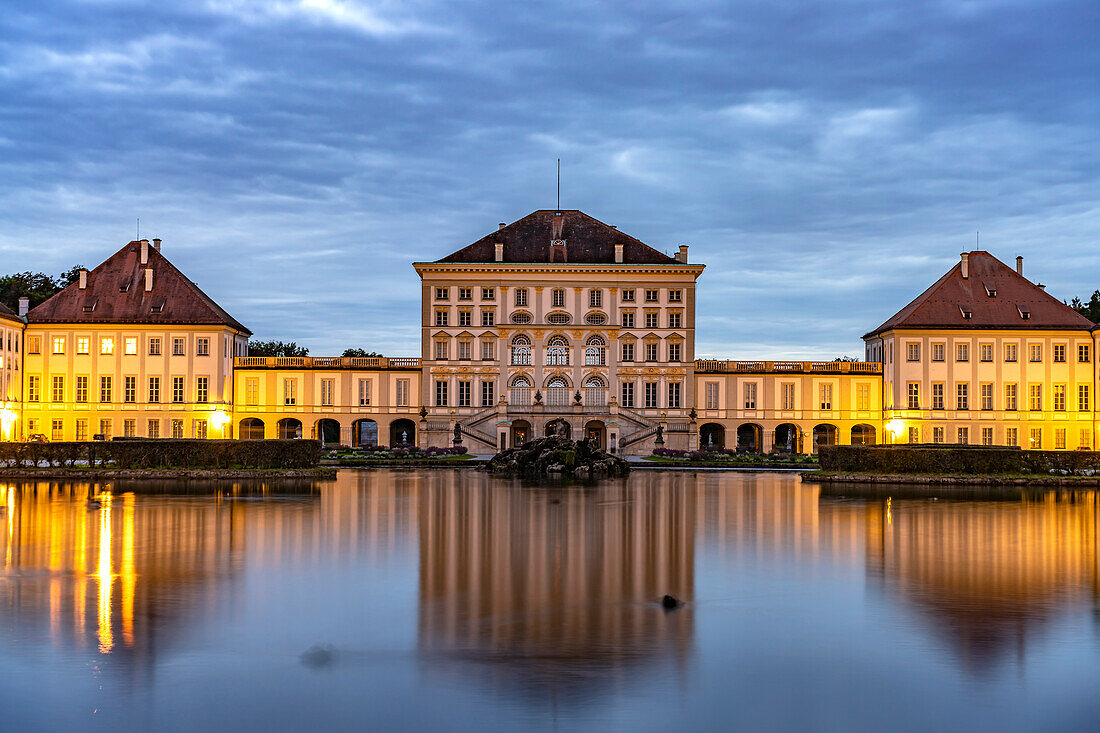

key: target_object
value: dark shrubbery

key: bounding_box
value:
[326,445,468,459]
[819,445,1100,475]
[651,447,817,464]
[0,440,323,470]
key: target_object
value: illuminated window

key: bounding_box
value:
[908,427,919,444]
[52,337,65,355]
[101,338,114,355]
[77,337,89,354]
[125,337,138,355]
[932,383,944,410]
[100,376,112,403]
[1053,344,1066,363]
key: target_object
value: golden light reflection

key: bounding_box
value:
[97,492,113,654]
[121,493,135,645]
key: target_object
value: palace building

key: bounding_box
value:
[1,210,1096,454]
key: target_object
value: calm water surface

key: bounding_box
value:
[3,469,1100,732]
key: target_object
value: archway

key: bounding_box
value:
[813,424,837,451]
[316,418,341,446]
[511,419,532,448]
[239,417,265,440]
[699,422,725,450]
[277,418,303,440]
[851,424,877,445]
[737,423,762,452]
[774,423,800,453]
[545,418,571,438]
[353,419,379,447]
[390,419,416,447]
[584,420,606,450]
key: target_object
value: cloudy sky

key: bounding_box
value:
[2,0,1098,358]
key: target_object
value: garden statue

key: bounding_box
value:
[655,424,665,445]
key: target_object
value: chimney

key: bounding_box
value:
[614,243,624,263]
[140,239,149,264]
[498,223,505,230]
[144,268,153,292]
[960,252,969,279]
[18,297,29,317]
[494,242,504,262]
[78,269,87,289]
[677,245,689,264]
[1016,256,1024,276]
[152,238,161,251]
[1037,283,1046,291]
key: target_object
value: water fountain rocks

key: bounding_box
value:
[486,435,630,481]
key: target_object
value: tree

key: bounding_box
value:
[1070,291,1100,323]
[833,356,860,362]
[248,340,309,357]
[341,348,383,358]
[0,266,86,312]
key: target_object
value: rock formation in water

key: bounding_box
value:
[486,436,630,481]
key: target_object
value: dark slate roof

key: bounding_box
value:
[28,241,252,334]
[435,210,683,265]
[0,300,20,324]
[865,251,1094,338]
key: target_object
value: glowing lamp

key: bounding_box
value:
[885,419,905,437]
[0,408,17,438]
[210,410,231,429]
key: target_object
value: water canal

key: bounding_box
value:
[2,469,1099,731]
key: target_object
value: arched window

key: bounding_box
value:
[584,375,606,406]
[584,335,606,366]
[510,376,532,406]
[510,376,532,387]
[545,375,570,405]
[546,335,570,366]
[511,335,532,365]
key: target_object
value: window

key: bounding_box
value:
[1081,429,1092,450]
[458,287,472,301]
[981,383,993,410]
[1028,384,1042,411]
[621,289,635,302]
[546,312,570,325]
[481,340,495,361]
[543,288,562,308]
[783,383,795,410]
[77,337,90,355]
[283,379,296,406]
[982,427,994,446]
[52,419,63,442]
[101,338,114,355]
[705,383,719,410]
[907,382,920,409]
[481,310,495,327]
[511,312,532,324]
[172,376,185,403]
[1055,428,1066,450]
[742,382,757,409]
[621,342,635,362]
[246,377,258,405]
[621,382,635,408]
[458,340,472,360]
[481,380,495,407]
[933,427,944,444]
[668,381,681,408]
[28,375,39,402]
[435,310,449,327]
[458,310,471,327]
[124,419,136,438]
[76,375,88,403]
[668,312,682,329]
[1005,384,1017,410]
[906,343,920,362]
[514,289,528,307]
[1029,427,1042,449]
[1079,384,1090,412]
[396,379,409,407]
[909,427,919,444]
[435,287,449,300]
[621,312,635,328]
[1006,427,1018,447]
[52,337,65,355]
[435,380,448,407]
[980,343,993,362]
[124,376,136,403]
[51,375,64,403]
[932,383,944,410]
[319,378,333,406]
[957,427,969,445]
[434,340,449,360]
[585,337,606,366]
[856,384,870,411]
[819,384,832,410]
[172,420,184,439]
[511,336,531,365]
[1053,384,1066,411]
[645,289,658,302]
[76,419,88,442]
[644,312,659,329]
[956,383,969,410]
[357,379,371,406]
[644,342,658,362]
[125,337,138,355]
[956,343,969,362]
[669,289,682,303]
[1004,343,1017,362]
[149,337,161,356]
[585,312,607,326]
[172,338,184,356]
[1079,344,1090,363]
[457,380,471,407]
[931,343,945,362]
[481,287,494,300]
[100,376,112,403]
[197,337,210,356]
[193,419,207,440]
[1029,344,1042,362]
[644,382,658,408]
[546,337,569,366]
[1053,344,1066,363]
[668,343,682,362]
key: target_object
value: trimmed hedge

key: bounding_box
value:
[819,445,1100,475]
[0,439,323,470]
